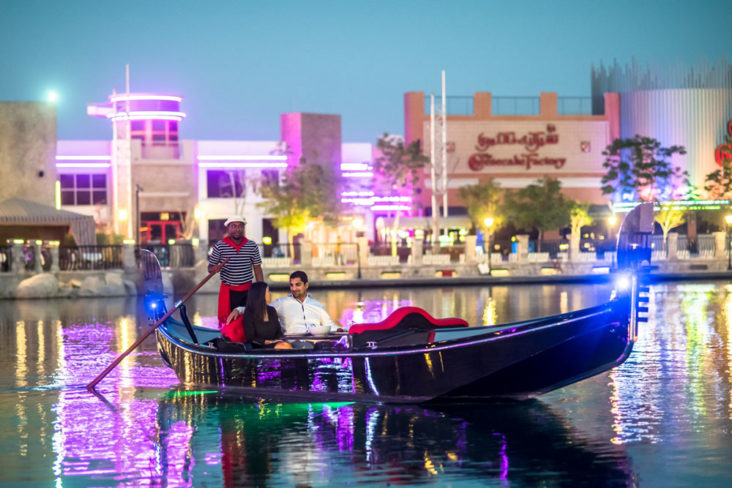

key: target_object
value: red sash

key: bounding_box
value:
[217,236,251,340]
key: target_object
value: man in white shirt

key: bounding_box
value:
[226,270,339,335]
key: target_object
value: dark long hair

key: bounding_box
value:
[243,282,269,321]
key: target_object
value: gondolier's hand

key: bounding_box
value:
[208,257,231,274]
[226,308,241,324]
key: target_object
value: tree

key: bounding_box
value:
[372,133,428,250]
[601,135,690,203]
[458,180,504,233]
[569,202,592,259]
[373,134,428,204]
[654,205,686,256]
[504,177,572,251]
[258,158,346,241]
[704,162,732,199]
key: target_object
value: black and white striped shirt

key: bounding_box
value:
[209,238,262,286]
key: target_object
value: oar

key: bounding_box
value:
[86,258,230,391]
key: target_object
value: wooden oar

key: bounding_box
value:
[86,258,230,391]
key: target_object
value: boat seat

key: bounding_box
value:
[349,307,468,348]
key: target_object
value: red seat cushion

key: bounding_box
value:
[349,306,468,335]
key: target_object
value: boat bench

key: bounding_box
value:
[349,306,468,349]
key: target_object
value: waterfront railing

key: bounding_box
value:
[2,232,730,276]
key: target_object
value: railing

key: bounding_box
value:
[58,245,124,271]
[258,243,301,267]
[369,244,412,264]
[137,243,195,268]
[423,95,474,116]
[557,97,593,115]
[311,243,358,267]
[492,96,540,115]
[423,244,466,263]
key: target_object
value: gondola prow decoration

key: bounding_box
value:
[85,255,230,392]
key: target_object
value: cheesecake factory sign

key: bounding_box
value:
[468,124,567,171]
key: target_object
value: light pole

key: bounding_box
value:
[135,185,144,245]
[726,214,732,271]
[608,214,617,269]
[484,217,494,275]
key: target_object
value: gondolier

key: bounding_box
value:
[209,215,263,328]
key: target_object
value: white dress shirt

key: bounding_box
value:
[270,294,338,335]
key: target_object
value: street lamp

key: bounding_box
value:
[725,214,732,271]
[484,217,494,275]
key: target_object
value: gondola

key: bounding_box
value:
[148,203,653,403]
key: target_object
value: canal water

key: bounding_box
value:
[1,281,731,486]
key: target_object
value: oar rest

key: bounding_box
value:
[349,307,469,349]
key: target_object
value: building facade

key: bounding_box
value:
[56,92,379,245]
[404,91,620,214]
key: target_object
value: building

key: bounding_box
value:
[56,92,381,245]
[592,59,732,192]
[404,91,619,214]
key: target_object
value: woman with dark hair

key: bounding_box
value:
[222,282,291,349]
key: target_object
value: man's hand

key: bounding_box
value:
[208,258,230,274]
[226,308,241,324]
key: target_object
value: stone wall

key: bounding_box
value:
[0,102,57,205]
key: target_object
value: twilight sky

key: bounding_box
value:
[1,0,729,143]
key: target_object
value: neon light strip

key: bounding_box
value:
[56,163,111,168]
[341,198,375,205]
[198,155,287,161]
[341,163,371,170]
[198,162,287,168]
[343,171,374,178]
[371,205,411,211]
[341,191,375,196]
[108,111,186,120]
[110,95,182,102]
[374,196,411,202]
[55,155,112,161]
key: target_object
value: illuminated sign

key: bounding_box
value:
[714,120,732,166]
[468,124,566,171]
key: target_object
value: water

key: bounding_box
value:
[1,282,732,486]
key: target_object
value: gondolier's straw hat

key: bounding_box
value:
[224,216,247,227]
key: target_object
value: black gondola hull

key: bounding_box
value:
[155,295,633,403]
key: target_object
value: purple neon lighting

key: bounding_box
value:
[341,194,412,207]
[198,162,287,168]
[108,111,186,121]
[56,155,112,161]
[371,204,411,211]
[343,171,374,178]
[110,95,182,102]
[341,163,371,171]
[198,155,287,161]
[56,163,111,168]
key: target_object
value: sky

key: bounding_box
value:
[0,0,729,143]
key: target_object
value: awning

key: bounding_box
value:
[0,198,96,246]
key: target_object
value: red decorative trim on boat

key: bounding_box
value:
[349,307,468,335]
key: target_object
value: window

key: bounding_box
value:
[169,121,179,142]
[207,170,245,198]
[262,170,279,186]
[59,173,107,205]
[131,120,145,141]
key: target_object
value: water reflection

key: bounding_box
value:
[151,390,635,487]
[3,282,732,485]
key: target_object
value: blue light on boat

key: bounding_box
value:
[615,273,632,292]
